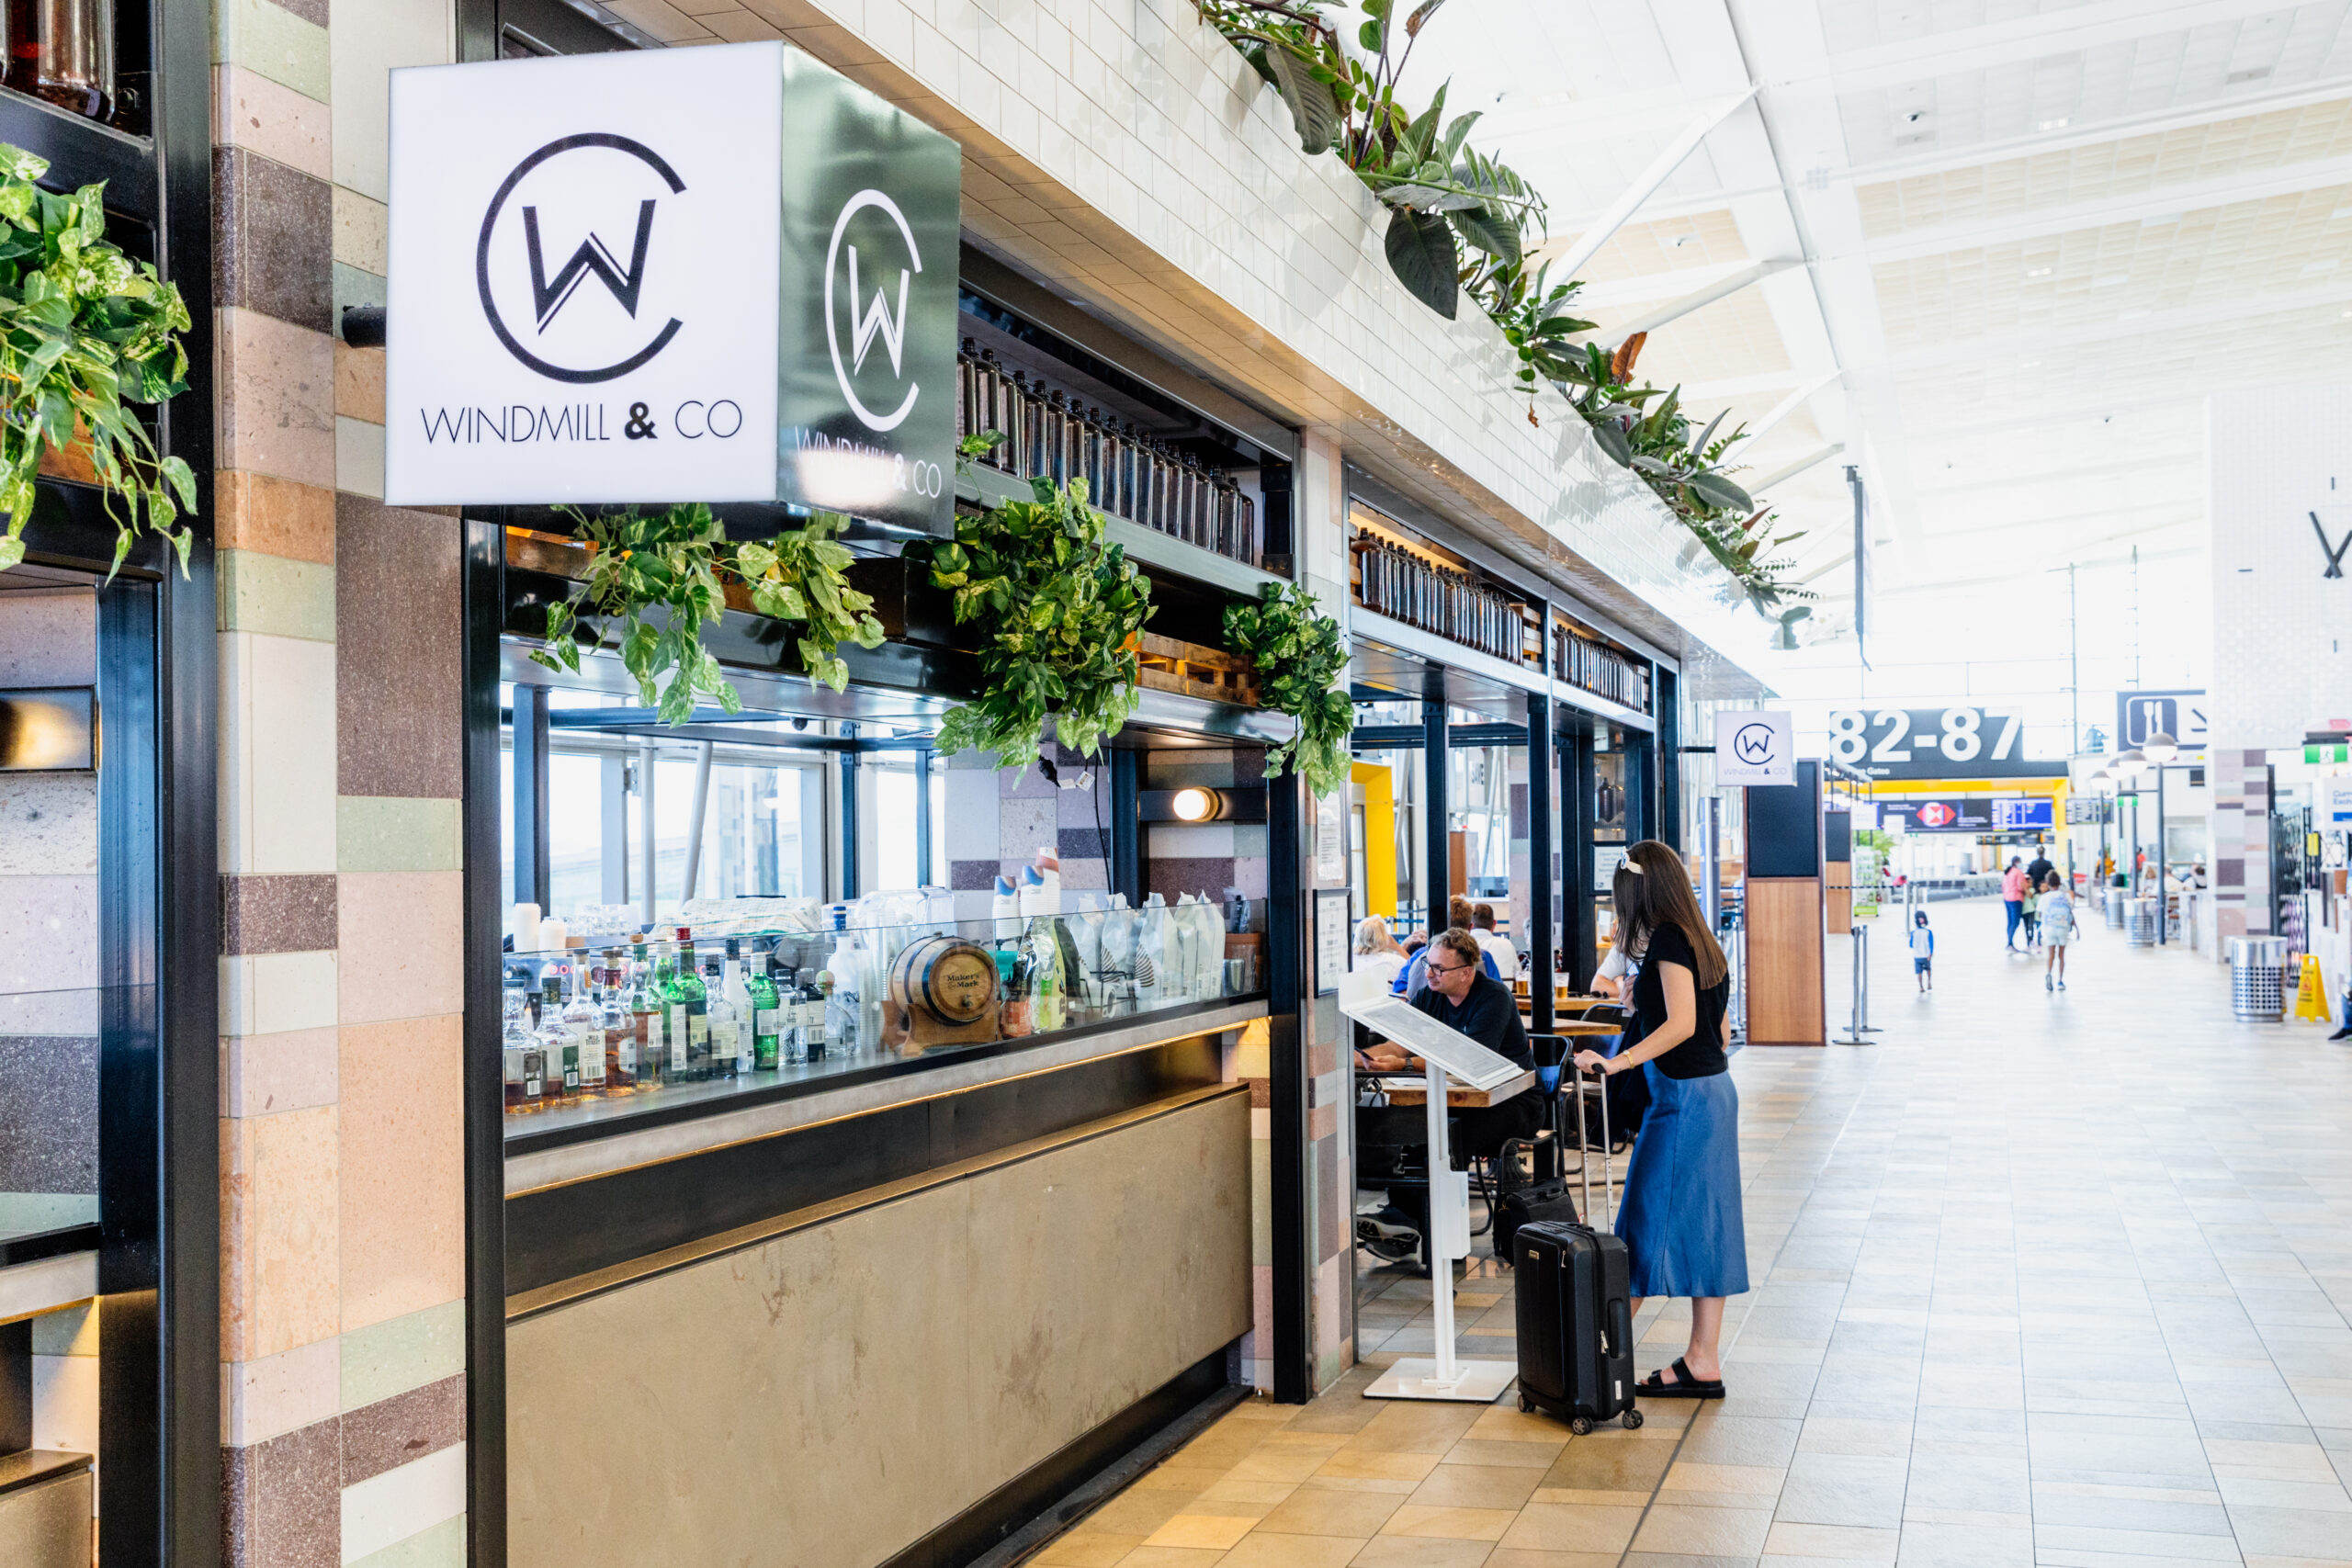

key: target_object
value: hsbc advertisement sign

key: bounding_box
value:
[384,42,961,534]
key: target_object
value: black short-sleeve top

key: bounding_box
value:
[1628,921,1729,1078]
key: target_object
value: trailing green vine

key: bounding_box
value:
[1223,581,1353,797]
[1192,4,1818,634]
[530,502,883,722]
[0,142,196,575]
[922,475,1155,769]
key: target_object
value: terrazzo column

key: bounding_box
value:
[212,0,469,1561]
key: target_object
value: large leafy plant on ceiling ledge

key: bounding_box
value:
[1193,1,1815,635]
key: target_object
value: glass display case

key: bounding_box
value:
[500,890,1261,1141]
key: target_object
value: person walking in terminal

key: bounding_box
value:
[1910,909,1935,994]
[2040,873,2075,991]
[2001,857,2030,950]
[1572,840,1747,1399]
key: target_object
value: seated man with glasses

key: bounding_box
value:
[1359,928,1542,1162]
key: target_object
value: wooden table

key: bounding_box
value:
[1370,1069,1537,1108]
[1516,1018,1622,1037]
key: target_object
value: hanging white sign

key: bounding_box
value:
[1715,709,1794,786]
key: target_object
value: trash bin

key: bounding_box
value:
[2126,897,2156,946]
[2106,887,2127,929]
[2230,936,2290,1021]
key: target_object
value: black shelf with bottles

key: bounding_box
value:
[1349,525,1539,668]
[1554,619,1650,715]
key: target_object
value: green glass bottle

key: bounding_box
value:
[748,946,782,1071]
[668,926,710,1080]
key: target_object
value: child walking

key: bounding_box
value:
[1910,909,1935,994]
[2041,873,2075,990]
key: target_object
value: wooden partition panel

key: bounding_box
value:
[1747,876,1826,1046]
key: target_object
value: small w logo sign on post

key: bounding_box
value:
[2315,512,2352,580]
[522,199,657,330]
[846,245,910,375]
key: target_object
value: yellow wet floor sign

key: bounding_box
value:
[2292,954,2333,1021]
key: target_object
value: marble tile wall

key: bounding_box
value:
[211,0,466,1560]
[0,590,98,1194]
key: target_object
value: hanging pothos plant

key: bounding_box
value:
[0,143,196,575]
[921,474,1155,770]
[530,502,884,723]
[1223,581,1353,798]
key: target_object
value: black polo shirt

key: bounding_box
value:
[1408,970,1532,1070]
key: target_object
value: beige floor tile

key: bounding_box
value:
[1528,1488,1655,1507]
[1630,1502,1776,1556]
[1347,1536,1496,1567]
[1762,1520,1901,1562]
[1346,1404,1487,1456]
[1464,1408,1573,1445]
[1238,1450,1350,1484]
[1087,1493,1196,1537]
[1405,1464,1543,1512]
[1662,1461,1788,1497]
[1538,1437,1676,1495]
[1220,1533,1367,1568]
[1481,1551,1623,1568]
[1443,1439,1565,1470]
[1494,1502,1645,1554]
[1203,1478,1306,1505]
[1318,1450,1445,1483]
[1379,1506,1517,1542]
[1135,1464,1238,1492]
[1120,1550,1232,1568]
[1144,1514,1260,1551]
[1035,1533,1143,1567]
[1255,1488,1408,1538]
[1301,1475,1427,1496]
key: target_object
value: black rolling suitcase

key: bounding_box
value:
[1513,1065,1642,1433]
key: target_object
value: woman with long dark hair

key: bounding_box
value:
[1572,839,1747,1398]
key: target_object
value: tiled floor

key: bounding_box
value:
[1039,898,2352,1567]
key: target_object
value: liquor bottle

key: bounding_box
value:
[667,929,709,1080]
[537,976,575,1105]
[748,949,782,1071]
[722,937,756,1077]
[1023,914,1066,1033]
[799,969,829,1061]
[628,942,667,1090]
[502,1001,544,1113]
[562,964,606,1098]
[703,950,739,1080]
[601,950,637,1091]
[823,923,864,1058]
[957,337,978,445]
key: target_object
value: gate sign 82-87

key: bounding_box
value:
[1825,706,2060,781]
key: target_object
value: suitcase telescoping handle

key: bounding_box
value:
[1577,1061,1615,1230]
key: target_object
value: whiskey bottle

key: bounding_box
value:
[502,1003,543,1113]
[601,949,638,1091]
[703,949,739,1081]
[562,964,606,1098]
[748,948,782,1071]
[537,976,576,1105]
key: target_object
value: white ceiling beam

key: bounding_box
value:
[1745,372,1842,444]
[1544,86,1761,286]
[1785,0,2308,93]
[1608,258,1797,342]
[1813,79,2352,188]
[1571,257,1770,310]
[1886,282,2352,373]
[1749,443,1846,492]
[1838,153,2352,265]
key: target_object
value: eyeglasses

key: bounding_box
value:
[1426,961,1474,976]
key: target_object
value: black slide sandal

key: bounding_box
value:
[1637,1356,1725,1400]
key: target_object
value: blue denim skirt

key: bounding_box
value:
[1613,1062,1748,1299]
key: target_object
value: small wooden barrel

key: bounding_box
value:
[884,935,1001,1050]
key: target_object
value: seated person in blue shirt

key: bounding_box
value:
[1394,897,1498,995]
[1361,928,1541,1163]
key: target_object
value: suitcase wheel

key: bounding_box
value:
[1518,1394,1534,1415]
[1568,1416,1594,1436]
[1622,1408,1645,1429]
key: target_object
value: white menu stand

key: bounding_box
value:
[1340,972,1524,1404]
